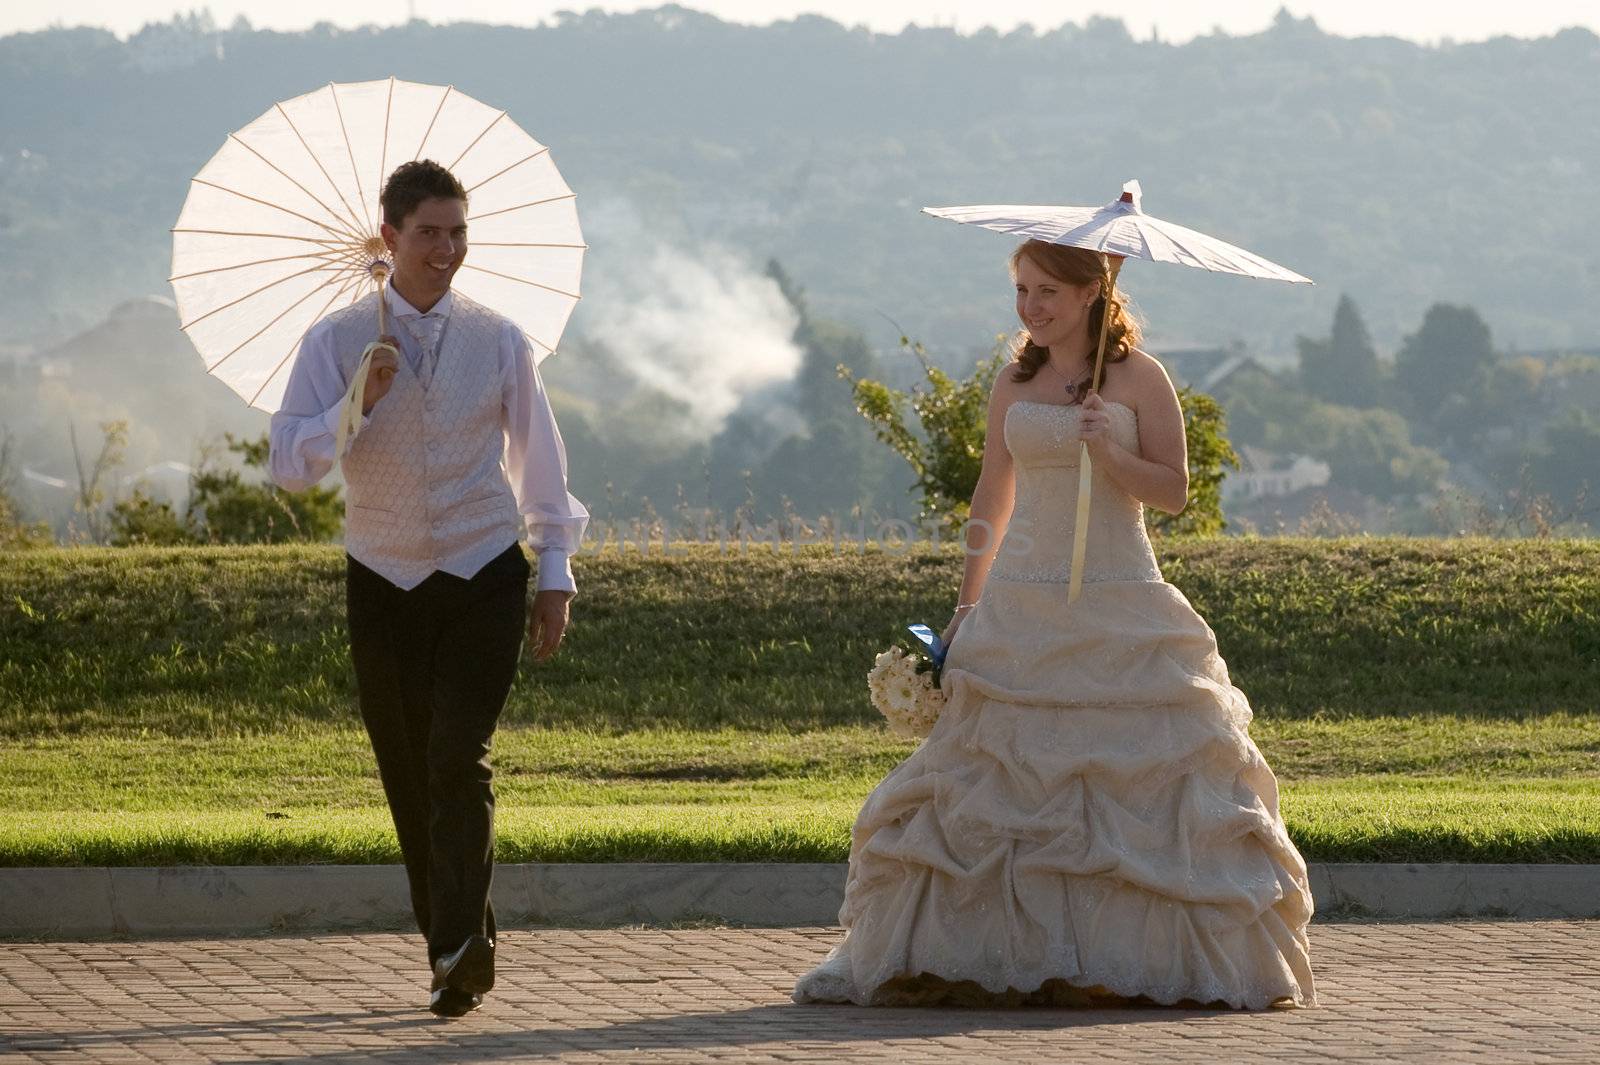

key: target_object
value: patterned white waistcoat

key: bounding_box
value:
[325,289,522,590]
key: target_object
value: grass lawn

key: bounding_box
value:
[5,715,1598,865]
[4,540,1596,866]
[4,539,1598,736]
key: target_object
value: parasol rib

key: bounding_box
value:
[1125,217,1157,260]
[172,228,345,247]
[227,133,367,244]
[377,77,395,216]
[1169,221,1255,274]
[457,263,579,300]
[274,103,368,237]
[465,147,551,194]
[329,82,372,229]
[207,269,357,375]
[247,273,367,407]
[449,112,507,172]
[1152,219,1238,275]
[521,329,556,355]
[190,179,365,244]
[413,85,453,163]
[468,193,575,222]
[180,261,347,331]
[467,241,588,249]
[169,248,354,282]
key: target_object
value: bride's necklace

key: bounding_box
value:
[1043,354,1094,399]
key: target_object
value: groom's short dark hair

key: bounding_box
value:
[381,160,468,229]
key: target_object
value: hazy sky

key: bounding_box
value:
[7,0,1599,43]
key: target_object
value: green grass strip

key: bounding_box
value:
[3,539,1598,736]
[5,717,1599,815]
[6,779,1600,866]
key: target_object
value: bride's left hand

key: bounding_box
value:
[1077,391,1114,458]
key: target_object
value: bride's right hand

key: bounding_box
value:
[941,611,966,649]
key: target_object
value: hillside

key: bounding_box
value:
[3,7,1598,356]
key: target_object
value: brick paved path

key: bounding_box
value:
[2,922,1597,1063]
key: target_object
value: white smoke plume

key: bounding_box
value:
[576,205,804,439]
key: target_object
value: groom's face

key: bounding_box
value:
[383,196,469,294]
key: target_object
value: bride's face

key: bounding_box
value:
[1014,255,1096,351]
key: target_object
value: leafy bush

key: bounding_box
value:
[841,337,1239,535]
[111,434,341,546]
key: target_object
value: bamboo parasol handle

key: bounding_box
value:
[331,261,397,468]
[1067,255,1124,604]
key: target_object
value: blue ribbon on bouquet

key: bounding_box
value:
[906,623,947,670]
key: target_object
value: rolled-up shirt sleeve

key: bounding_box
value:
[502,325,589,595]
[268,322,366,492]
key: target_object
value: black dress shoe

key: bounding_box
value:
[433,934,496,995]
[428,985,483,1017]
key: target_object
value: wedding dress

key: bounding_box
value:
[794,399,1316,1009]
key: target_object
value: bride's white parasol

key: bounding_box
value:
[923,180,1312,602]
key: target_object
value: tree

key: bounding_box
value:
[1393,303,1497,438]
[0,428,52,550]
[107,492,197,546]
[191,434,342,544]
[68,420,128,545]
[1527,408,1600,513]
[1291,404,1447,499]
[1160,388,1240,537]
[110,434,342,546]
[1218,360,1446,502]
[1299,295,1384,407]
[841,337,1003,534]
[739,261,900,519]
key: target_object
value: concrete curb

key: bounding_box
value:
[3,863,1598,938]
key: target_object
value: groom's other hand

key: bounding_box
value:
[528,589,571,662]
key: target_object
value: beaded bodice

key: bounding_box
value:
[986,400,1162,586]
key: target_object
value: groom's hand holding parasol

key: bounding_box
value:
[361,336,400,412]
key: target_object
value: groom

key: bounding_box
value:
[269,160,589,1017]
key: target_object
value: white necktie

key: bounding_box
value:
[399,312,445,377]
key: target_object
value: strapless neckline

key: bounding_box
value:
[1008,399,1136,418]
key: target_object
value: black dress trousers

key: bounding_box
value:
[345,541,529,963]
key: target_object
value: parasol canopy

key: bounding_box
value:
[923,180,1311,284]
[171,77,585,414]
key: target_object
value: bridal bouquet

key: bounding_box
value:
[867,624,949,740]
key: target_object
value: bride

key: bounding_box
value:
[793,239,1316,1010]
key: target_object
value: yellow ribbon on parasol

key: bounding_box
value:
[331,260,400,466]
[1066,255,1124,604]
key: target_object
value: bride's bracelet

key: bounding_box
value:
[954,602,978,613]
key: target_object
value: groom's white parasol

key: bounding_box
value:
[923,180,1312,602]
[170,77,585,421]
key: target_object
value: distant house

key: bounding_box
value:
[1145,341,1266,394]
[1222,445,1331,503]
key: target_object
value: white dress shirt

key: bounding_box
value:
[268,282,588,594]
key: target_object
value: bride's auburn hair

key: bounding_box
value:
[1007,240,1142,401]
